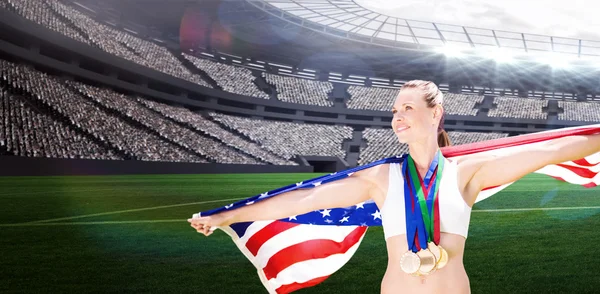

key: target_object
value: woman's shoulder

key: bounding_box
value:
[353,162,393,188]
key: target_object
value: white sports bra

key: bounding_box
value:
[380,158,472,240]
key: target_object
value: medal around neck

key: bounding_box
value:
[401,150,446,276]
[400,251,421,275]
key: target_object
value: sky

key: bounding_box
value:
[355,0,600,41]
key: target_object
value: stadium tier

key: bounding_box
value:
[0,88,122,160]
[558,100,600,122]
[210,112,352,159]
[346,86,484,116]
[182,53,269,99]
[5,0,213,88]
[1,60,207,162]
[67,81,262,165]
[137,99,296,165]
[262,73,334,107]
[488,96,549,120]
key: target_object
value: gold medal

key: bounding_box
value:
[400,251,420,275]
[427,242,442,264]
[416,249,437,275]
[437,245,449,269]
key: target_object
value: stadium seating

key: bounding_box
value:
[443,93,484,116]
[67,81,263,165]
[210,112,352,159]
[138,99,296,165]
[263,73,334,106]
[358,128,508,165]
[488,96,548,119]
[6,0,213,89]
[558,100,600,122]
[6,0,92,46]
[183,54,269,99]
[346,85,398,111]
[1,59,206,162]
[358,128,408,165]
[0,89,122,160]
[346,86,483,116]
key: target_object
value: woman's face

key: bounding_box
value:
[391,88,439,144]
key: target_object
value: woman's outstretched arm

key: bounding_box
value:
[188,171,378,236]
[463,133,600,204]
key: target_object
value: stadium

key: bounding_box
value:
[2,0,600,293]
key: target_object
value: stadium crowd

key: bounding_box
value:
[210,112,353,160]
[0,88,122,160]
[183,54,269,99]
[5,0,213,88]
[346,85,484,115]
[263,73,334,106]
[558,101,600,122]
[488,96,548,120]
[139,99,296,165]
[1,59,205,162]
[67,81,263,165]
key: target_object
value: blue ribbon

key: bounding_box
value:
[403,160,428,252]
[403,150,441,252]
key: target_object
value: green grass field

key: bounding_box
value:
[2,173,600,293]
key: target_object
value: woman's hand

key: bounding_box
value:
[188,213,232,236]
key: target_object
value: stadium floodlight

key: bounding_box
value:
[536,52,574,69]
[490,48,515,64]
[477,47,515,64]
[435,44,465,58]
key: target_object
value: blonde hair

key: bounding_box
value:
[400,80,451,147]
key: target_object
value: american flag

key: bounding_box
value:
[195,123,600,293]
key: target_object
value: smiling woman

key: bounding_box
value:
[190,78,600,293]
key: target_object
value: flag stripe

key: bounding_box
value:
[555,163,598,179]
[247,221,299,256]
[263,226,367,280]
[267,235,365,290]
[573,158,597,167]
[255,224,359,268]
[276,276,330,294]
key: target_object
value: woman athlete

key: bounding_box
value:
[189,80,600,293]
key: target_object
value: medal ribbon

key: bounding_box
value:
[404,150,445,250]
[403,162,427,252]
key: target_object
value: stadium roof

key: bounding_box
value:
[248,0,600,57]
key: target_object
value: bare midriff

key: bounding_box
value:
[380,233,470,294]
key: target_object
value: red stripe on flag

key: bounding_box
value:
[275,275,330,294]
[246,221,299,256]
[482,184,501,191]
[263,226,367,280]
[572,158,598,167]
[555,163,598,179]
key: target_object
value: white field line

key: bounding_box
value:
[2,205,600,227]
[23,197,245,224]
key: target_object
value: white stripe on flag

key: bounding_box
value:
[267,236,364,290]
[238,220,274,245]
[255,225,359,268]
